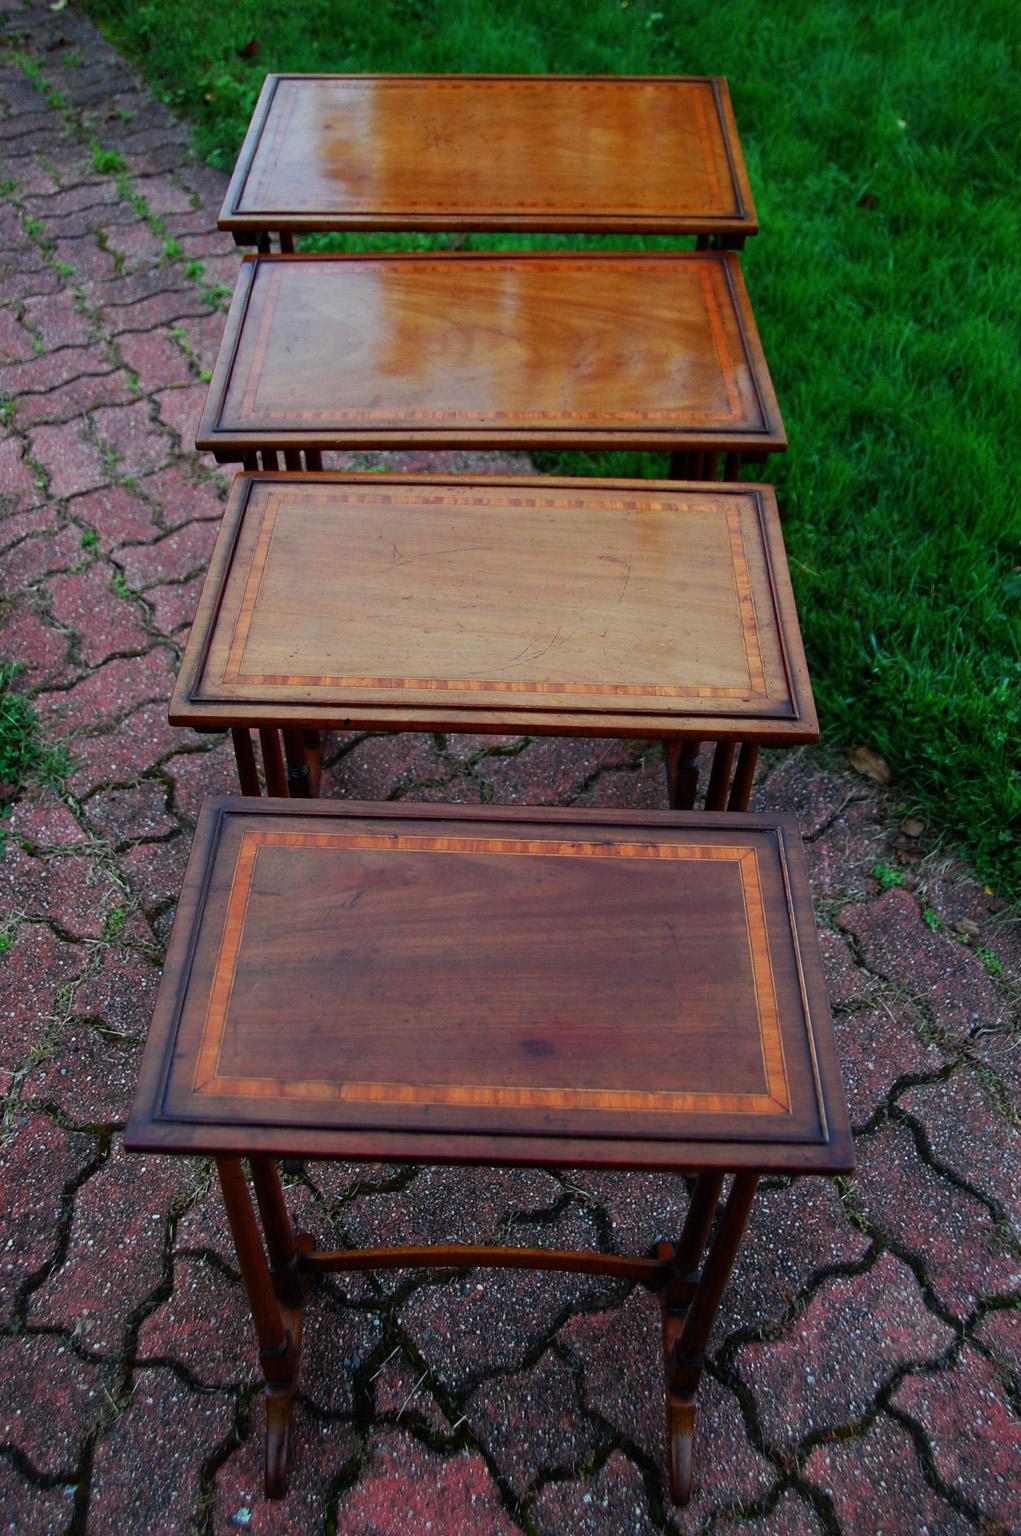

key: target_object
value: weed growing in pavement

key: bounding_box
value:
[871,861,907,892]
[13,50,75,127]
[0,664,72,855]
[976,946,1005,977]
[90,140,126,176]
[103,904,128,939]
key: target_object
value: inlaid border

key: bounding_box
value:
[190,829,791,1118]
[218,487,767,699]
[228,258,751,429]
[238,76,740,218]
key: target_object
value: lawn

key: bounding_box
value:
[84,0,1021,891]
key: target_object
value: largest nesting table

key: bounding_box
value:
[125,797,853,1504]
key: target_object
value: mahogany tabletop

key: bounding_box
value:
[125,799,852,1175]
[194,252,785,462]
[171,472,816,743]
[219,74,757,241]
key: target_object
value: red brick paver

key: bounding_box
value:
[0,6,1018,1533]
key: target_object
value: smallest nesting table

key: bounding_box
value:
[219,73,757,249]
[126,798,852,1505]
[170,472,817,810]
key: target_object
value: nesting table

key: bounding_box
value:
[125,797,853,1504]
[219,74,758,249]
[130,68,852,1512]
[170,472,816,808]
[195,251,785,478]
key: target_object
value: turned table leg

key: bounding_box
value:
[282,729,312,799]
[659,1172,758,1503]
[216,1156,308,1498]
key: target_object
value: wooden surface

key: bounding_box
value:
[171,473,816,742]
[195,252,785,461]
[218,74,756,240]
[126,800,852,1174]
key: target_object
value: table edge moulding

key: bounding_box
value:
[219,72,758,244]
[168,471,817,810]
[193,250,785,472]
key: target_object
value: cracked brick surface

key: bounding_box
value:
[0,8,1018,1534]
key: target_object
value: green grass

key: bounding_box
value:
[0,664,70,854]
[81,0,1021,890]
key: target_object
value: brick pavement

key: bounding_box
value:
[0,4,1018,1532]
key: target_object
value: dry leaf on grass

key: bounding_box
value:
[847,745,892,785]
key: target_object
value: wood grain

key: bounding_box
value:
[125,800,853,1173]
[219,74,756,239]
[171,473,815,742]
[195,253,785,461]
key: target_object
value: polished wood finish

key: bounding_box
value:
[220,74,757,243]
[127,799,851,1173]
[128,800,850,1502]
[301,1244,663,1282]
[216,1156,308,1494]
[171,473,815,756]
[195,253,785,464]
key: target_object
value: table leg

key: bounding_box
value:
[726,743,758,811]
[216,1156,303,1498]
[665,740,702,809]
[231,728,261,796]
[259,728,288,797]
[302,729,322,795]
[661,1172,758,1503]
[279,231,295,254]
[704,742,735,811]
[723,452,742,480]
[669,450,695,480]
[282,729,312,799]
[250,1157,307,1307]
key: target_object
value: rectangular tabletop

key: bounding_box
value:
[126,800,852,1174]
[195,252,785,461]
[171,473,816,742]
[220,74,757,241]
